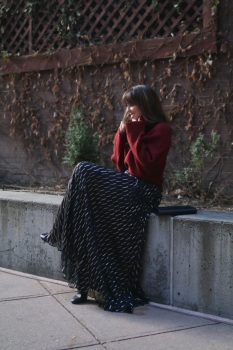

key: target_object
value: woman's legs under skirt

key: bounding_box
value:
[43,161,161,312]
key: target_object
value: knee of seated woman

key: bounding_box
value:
[73,161,94,176]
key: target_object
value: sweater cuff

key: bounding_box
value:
[117,128,127,140]
[125,121,145,133]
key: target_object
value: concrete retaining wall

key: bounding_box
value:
[172,213,233,319]
[0,191,63,280]
[142,214,171,305]
[0,190,233,319]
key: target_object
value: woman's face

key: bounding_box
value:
[126,104,143,122]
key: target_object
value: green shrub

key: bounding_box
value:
[175,131,220,198]
[63,107,99,166]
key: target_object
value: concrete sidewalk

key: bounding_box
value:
[0,268,233,350]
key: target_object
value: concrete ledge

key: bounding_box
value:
[0,191,63,280]
[142,214,171,305]
[0,190,233,319]
[143,210,233,317]
[172,213,233,319]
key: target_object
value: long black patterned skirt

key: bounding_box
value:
[45,161,161,312]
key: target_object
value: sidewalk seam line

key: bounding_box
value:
[0,292,75,303]
[101,322,221,345]
[0,267,67,285]
[52,294,102,346]
[44,342,103,350]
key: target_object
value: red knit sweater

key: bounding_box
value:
[111,121,171,190]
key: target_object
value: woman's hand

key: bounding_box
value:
[120,105,143,133]
[119,121,126,133]
[119,111,131,133]
[130,116,142,122]
[125,105,143,123]
[119,114,142,134]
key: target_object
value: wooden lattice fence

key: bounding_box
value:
[1,0,212,54]
[0,0,217,74]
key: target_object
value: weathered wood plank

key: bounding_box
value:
[203,0,214,29]
[0,31,217,75]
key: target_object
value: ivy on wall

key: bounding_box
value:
[1,0,232,203]
[1,44,232,203]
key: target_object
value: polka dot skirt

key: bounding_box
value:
[44,161,161,312]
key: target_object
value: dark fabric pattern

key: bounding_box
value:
[46,161,162,312]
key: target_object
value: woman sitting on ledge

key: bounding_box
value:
[41,84,171,313]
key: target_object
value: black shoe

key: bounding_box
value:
[71,292,88,304]
[40,233,49,243]
[124,306,133,314]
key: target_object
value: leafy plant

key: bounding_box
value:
[175,131,221,198]
[0,50,11,59]
[63,107,99,166]
[211,0,220,15]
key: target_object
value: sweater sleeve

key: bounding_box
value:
[125,121,171,169]
[111,129,128,172]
